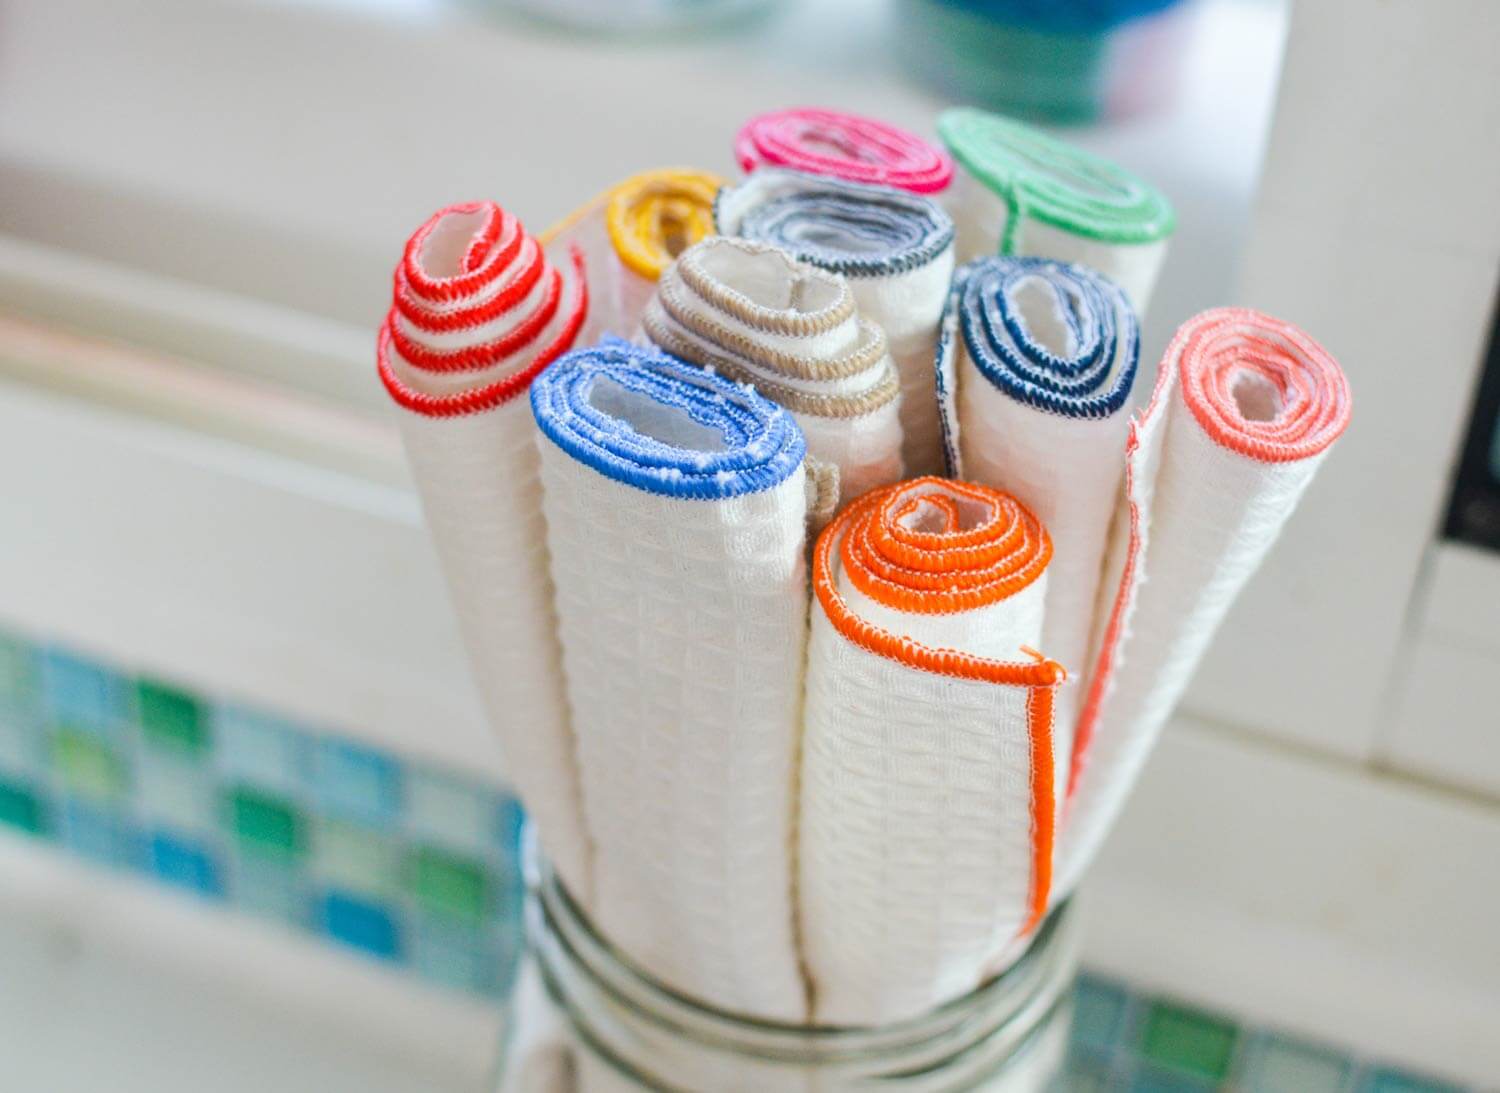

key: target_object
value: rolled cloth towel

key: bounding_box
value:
[735,107,954,195]
[540,167,723,345]
[936,107,1174,315]
[532,338,812,1022]
[1056,309,1351,899]
[799,477,1065,1026]
[642,235,904,504]
[936,256,1140,804]
[376,200,593,902]
[716,168,957,476]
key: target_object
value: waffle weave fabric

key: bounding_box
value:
[532,339,812,1022]
[1056,308,1351,900]
[938,255,1140,805]
[376,200,593,903]
[799,477,1065,1026]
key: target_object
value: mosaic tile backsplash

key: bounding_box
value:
[0,627,525,997]
[0,628,1472,1091]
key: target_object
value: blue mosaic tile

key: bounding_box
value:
[148,831,224,898]
[40,648,130,736]
[412,917,502,994]
[496,793,526,860]
[1360,1070,1465,1093]
[311,739,401,828]
[57,795,137,867]
[320,890,401,960]
[1073,974,1130,1051]
[1129,1063,1218,1091]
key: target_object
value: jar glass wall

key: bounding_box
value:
[519,855,1080,1091]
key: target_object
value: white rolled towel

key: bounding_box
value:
[937,256,1141,804]
[716,168,956,477]
[1056,308,1352,899]
[642,235,904,505]
[799,476,1066,1026]
[531,338,812,1022]
[376,200,593,903]
[936,108,1175,316]
[540,167,723,346]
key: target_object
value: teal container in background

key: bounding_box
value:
[898,0,1197,125]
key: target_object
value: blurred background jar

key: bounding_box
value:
[897,0,1199,125]
[499,0,781,34]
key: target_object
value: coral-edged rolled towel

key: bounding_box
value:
[1056,309,1352,899]
[936,108,1174,315]
[540,167,723,345]
[735,107,954,195]
[532,339,812,1022]
[937,256,1140,801]
[717,168,956,476]
[376,201,593,903]
[800,477,1065,1026]
[643,235,904,505]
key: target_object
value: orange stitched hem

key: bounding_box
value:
[814,480,1063,933]
[813,483,1064,686]
[1022,685,1056,933]
[840,478,1053,616]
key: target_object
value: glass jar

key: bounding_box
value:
[519,855,1080,1091]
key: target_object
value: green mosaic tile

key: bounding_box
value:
[313,818,400,897]
[137,678,209,756]
[0,777,47,834]
[51,729,129,800]
[226,786,303,859]
[406,845,491,925]
[0,631,38,705]
[1140,1000,1239,1082]
[1242,1033,1352,1091]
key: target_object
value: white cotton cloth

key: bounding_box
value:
[540,168,722,347]
[937,256,1140,808]
[1055,308,1352,900]
[531,339,812,1022]
[716,168,956,476]
[376,201,593,904]
[936,108,1174,317]
[798,477,1065,1026]
[642,235,904,505]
